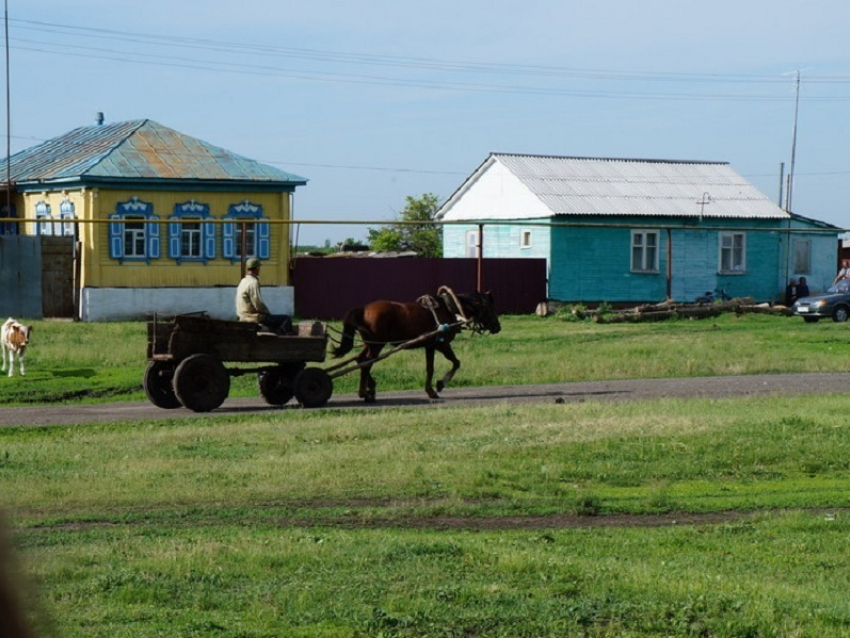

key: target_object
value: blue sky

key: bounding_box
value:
[10,0,850,245]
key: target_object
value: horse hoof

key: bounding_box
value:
[364,394,376,404]
[436,381,445,392]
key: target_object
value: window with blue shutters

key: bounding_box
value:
[223,200,269,263]
[59,199,77,237]
[0,204,17,235]
[35,201,56,236]
[168,200,215,264]
[108,197,160,264]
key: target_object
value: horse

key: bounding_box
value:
[1,318,32,377]
[331,288,501,402]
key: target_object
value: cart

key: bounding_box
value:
[144,313,333,412]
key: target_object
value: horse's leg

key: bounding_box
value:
[424,346,439,399]
[435,344,460,393]
[18,350,25,376]
[358,344,382,403]
[0,344,6,374]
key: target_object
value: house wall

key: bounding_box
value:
[80,285,293,321]
[16,188,295,320]
[446,216,837,304]
[782,220,838,295]
[443,219,550,260]
[82,189,291,288]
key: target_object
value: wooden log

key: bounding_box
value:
[594,310,675,323]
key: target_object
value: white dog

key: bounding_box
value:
[1,318,32,377]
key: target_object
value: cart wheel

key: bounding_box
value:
[143,360,181,409]
[294,367,333,408]
[173,354,230,412]
[258,362,304,406]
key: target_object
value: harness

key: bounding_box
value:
[418,286,469,331]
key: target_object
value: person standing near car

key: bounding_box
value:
[797,277,810,299]
[834,260,850,285]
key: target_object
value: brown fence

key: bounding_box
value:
[292,257,547,320]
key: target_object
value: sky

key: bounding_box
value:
[9,0,850,246]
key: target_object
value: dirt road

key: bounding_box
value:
[3,372,849,428]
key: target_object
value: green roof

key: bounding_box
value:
[2,119,308,191]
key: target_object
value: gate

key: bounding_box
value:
[40,236,76,318]
[0,235,77,319]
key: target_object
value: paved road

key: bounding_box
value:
[3,372,850,428]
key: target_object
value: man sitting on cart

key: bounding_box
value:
[235,257,292,334]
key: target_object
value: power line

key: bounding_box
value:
[10,18,850,102]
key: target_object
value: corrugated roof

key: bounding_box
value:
[438,153,788,220]
[1,119,308,187]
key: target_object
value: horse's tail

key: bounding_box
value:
[332,306,364,358]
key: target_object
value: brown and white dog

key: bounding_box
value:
[1,318,32,377]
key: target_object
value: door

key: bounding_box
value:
[40,236,76,318]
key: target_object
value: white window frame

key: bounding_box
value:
[35,200,55,236]
[719,231,746,274]
[168,200,215,264]
[520,229,532,249]
[222,201,269,263]
[465,229,480,258]
[631,229,659,273]
[109,197,160,264]
[59,199,77,237]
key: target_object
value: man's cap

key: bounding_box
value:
[245,257,261,270]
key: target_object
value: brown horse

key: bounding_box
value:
[331,289,501,402]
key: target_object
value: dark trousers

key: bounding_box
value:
[259,314,292,334]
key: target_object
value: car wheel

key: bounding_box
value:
[803,316,820,323]
[833,306,849,323]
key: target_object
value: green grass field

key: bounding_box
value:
[2,312,850,636]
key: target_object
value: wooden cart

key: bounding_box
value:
[144,313,332,412]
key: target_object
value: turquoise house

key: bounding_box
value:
[437,153,840,304]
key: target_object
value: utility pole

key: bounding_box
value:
[785,70,801,212]
[4,0,11,221]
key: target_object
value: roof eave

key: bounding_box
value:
[15,176,308,193]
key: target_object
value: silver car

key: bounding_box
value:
[792,280,850,323]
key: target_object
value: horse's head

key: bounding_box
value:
[460,291,501,335]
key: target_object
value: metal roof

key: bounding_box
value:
[437,153,789,221]
[1,119,308,188]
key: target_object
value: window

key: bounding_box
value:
[223,201,269,262]
[792,238,811,274]
[59,199,77,237]
[719,232,746,273]
[520,229,532,249]
[0,204,17,235]
[109,197,161,263]
[123,216,147,257]
[465,230,479,258]
[168,200,216,264]
[631,230,659,272]
[35,201,56,236]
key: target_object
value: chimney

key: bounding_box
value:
[96,112,104,125]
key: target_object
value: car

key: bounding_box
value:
[792,280,850,322]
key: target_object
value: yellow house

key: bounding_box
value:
[0,118,307,320]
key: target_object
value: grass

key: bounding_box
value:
[3,312,850,635]
[2,311,850,406]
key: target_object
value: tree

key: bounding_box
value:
[367,193,442,257]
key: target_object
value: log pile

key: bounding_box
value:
[537,298,794,323]
[592,297,793,324]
